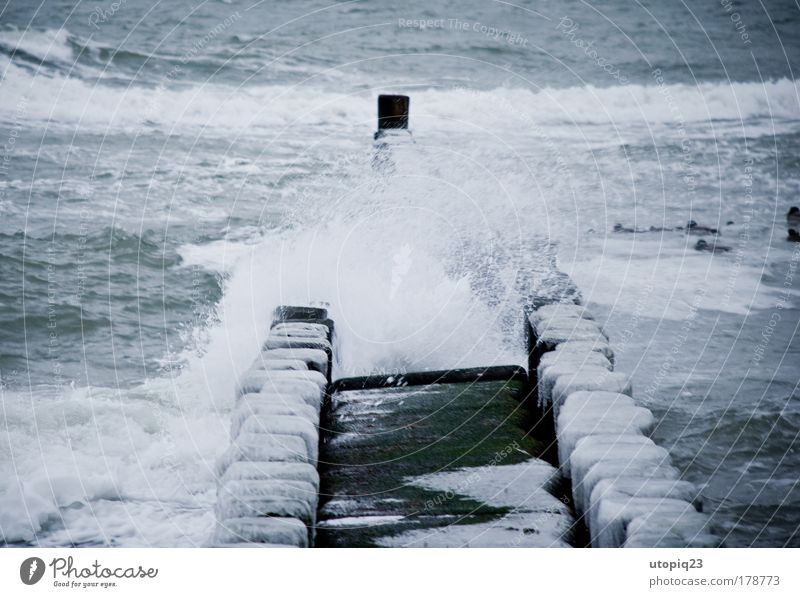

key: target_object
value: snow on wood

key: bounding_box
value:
[230,401,319,438]
[556,405,655,476]
[212,516,309,547]
[220,461,320,491]
[238,415,319,465]
[215,432,309,476]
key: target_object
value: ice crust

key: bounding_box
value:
[549,369,632,414]
[593,496,696,548]
[212,516,309,547]
[255,348,329,374]
[219,461,320,491]
[230,401,319,437]
[237,369,327,395]
[556,405,655,476]
[530,305,718,548]
[237,415,319,465]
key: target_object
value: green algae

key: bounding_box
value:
[316,379,547,547]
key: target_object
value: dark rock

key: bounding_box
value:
[687,220,719,235]
[695,239,730,253]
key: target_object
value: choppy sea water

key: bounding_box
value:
[0,0,798,546]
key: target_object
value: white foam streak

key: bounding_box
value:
[2,56,797,132]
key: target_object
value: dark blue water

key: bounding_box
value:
[0,0,798,546]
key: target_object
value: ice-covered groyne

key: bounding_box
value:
[206,92,720,548]
[527,302,721,547]
[207,297,720,548]
[211,306,333,547]
[316,367,575,547]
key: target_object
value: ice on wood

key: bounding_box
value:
[539,349,612,371]
[237,376,323,404]
[593,496,696,548]
[536,327,607,350]
[238,415,319,464]
[533,316,607,340]
[570,435,672,515]
[538,360,613,411]
[264,336,331,353]
[550,369,632,415]
[530,303,595,326]
[212,516,309,547]
[560,391,635,417]
[271,322,330,339]
[624,511,720,547]
[249,358,308,371]
[215,479,317,525]
[220,461,320,491]
[408,459,565,508]
[624,532,720,548]
[212,542,300,548]
[389,459,575,547]
[258,348,329,375]
[588,478,700,543]
[236,376,322,401]
[239,390,323,414]
[554,340,615,364]
[230,401,319,438]
[580,459,681,520]
[237,369,327,394]
[556,405,655,476]
[377,511,573,548]
[215,432,309,476]
[218,479,318,513]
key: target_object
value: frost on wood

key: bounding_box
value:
[539,349,612,372]
[580,460,681,520]
[238,415,319,465]
[554,340,615,364]
[538,359,613,410]
[533,316,607,340]
[559,391,636,423]
[238,391,322,413]
[250,358,309,371]
[230,401,319,437]
[530,304,595,326]
[212,517,309,547]
[220,461,320,491]
[593,496,696,548]
[237,369,327,395]
[587,478,700,543]
[386,459,576,548]
[569,435,671,515]
[556,405,655,477]
[624,511,721,547]
[271,322,330,339]
[257,348,329,374]
[549,369,632,415]
[215,432,309,476]
[264,336,331,353]
[215,479,317,525]
[218,479,319,514]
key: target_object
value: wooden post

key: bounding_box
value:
[377,94,410,131]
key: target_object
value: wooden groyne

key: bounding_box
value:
[317,365,575,547]
[209,295,720,548]
[208,95,720,548]
[526,303,720,547]
[211,307,333,547]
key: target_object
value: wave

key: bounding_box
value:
[0,27,74,64]
[0,379,224,545]
[2,46,797,133]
